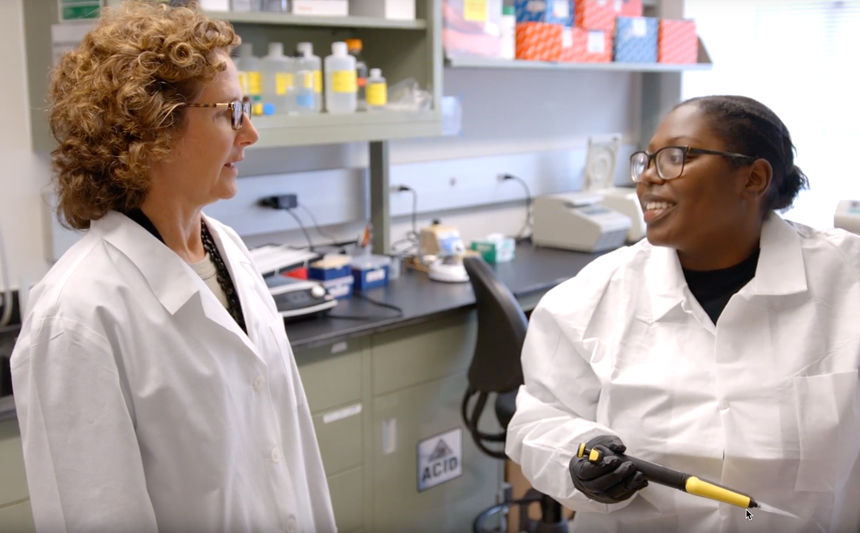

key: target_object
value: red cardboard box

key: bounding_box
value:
[560,28,612,62]
[658,19,698,64]
[614,0,643,17]
[575,0,615,31]
[516,22,563,61]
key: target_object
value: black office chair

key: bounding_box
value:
[461,255,569,533]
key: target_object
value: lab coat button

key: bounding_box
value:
[719,400,729,410]
[286,515,298,533]
[254,375,265,391]
[271,447,281,463]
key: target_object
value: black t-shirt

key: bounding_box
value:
[682,248,760,325]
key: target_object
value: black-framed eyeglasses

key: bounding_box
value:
[179,98,251,130]
[630,146,757,182]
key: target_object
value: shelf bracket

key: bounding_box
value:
[369,140,390,255]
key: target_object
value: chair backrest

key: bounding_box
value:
[462,255,528,394]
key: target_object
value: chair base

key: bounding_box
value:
[473,491,570,533]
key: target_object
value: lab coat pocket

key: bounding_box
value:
[792,370,860,492]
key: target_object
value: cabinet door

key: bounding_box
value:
[370,370,502,533]
[328,467,364,533]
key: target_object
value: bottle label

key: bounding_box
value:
[247,71,262,96]
[276,72,294,95]
[366,82,387,106]
[332,70,357,93]
[301,72,314,89]
[314,70,322,94]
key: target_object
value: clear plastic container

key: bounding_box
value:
[365,68,387,111]
[345,38,368,110]
[296,42,323,113]
[234,43,263,115]
[293,69,317,113]
[261,42,294,114]
[260,0,286,11]
[231,0,261,11]
[324,42,357,114]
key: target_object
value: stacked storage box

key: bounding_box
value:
[514,0,571,61]
[658,19,698,64]
[614,16,659,63]
[564,0,614,63]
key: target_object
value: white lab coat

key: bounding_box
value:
[506,214,860,533]
[11,211,337,533]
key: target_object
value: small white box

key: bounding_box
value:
[291,0,349,16]
[349,0,415,20]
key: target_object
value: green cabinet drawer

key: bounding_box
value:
[295,341,363,414]
[312,403,364,475]
[371,311,476,396]
[328,467,364,533]
[0,420,29,506]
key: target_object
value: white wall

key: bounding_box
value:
[0,0,54,290]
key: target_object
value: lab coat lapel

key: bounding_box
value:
[644,244,686,323]
[751,214,808,296]
[97,211,200,314]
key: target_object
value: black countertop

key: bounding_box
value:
[284,244,602,350]
[0,243,602,421]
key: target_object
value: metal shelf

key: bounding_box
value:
[207,11,427,30]
[445,55,712,72]
[249,110,441,148]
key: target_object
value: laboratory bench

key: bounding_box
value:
[0,243,602,533]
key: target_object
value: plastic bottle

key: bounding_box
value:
[231,0,261,11]
[365,68,387,111]
[501,5,516,60]
[324,42,357,114]
[344,38,368,110]
[260,0,286,11]
[296,42,323,113]
[261,42,294,114]
[235,43,264,116]
[294,69,317,113]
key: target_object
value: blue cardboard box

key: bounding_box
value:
[515,0,573,26]
[352,264,390,291]
[308,263,351,281]
[614,16,658,63]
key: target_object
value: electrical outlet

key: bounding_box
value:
[259,194,298,210]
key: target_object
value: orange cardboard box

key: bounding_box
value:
[658,19,698,64]
[575,0,616,31]
[560,28,612,62]
[516,22,563,61]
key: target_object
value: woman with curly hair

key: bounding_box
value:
[10,2,336,532]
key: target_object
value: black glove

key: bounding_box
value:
[569,435,648,504]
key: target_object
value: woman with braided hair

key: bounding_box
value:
[507,95,860,532]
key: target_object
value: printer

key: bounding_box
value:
[835,200,860,235]
[532,192,632,252]
[582,134,646,243]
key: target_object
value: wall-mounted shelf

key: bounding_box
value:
[445,55,712,72]
[249,110,440,148]
[208,11,427,30]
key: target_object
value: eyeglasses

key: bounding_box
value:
[179,99,251,130]
[630,146,757,182]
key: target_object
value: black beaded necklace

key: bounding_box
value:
[200,220,247,334]
[126,209,247,334]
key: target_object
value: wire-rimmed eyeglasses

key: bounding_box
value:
[630,146,757,182]
[179,99,251,130]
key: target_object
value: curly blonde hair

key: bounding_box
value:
[49,0,239,230]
